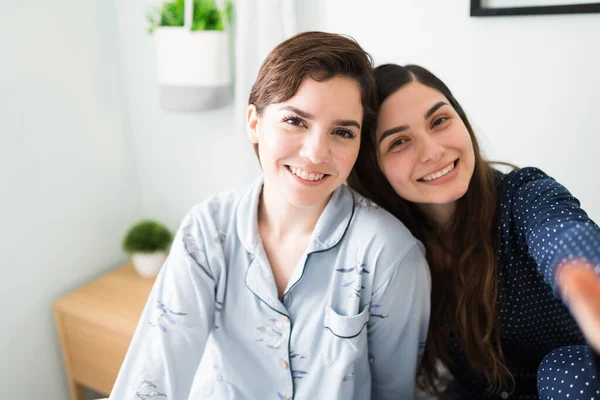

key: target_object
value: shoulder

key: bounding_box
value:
[505,166,550,184]
[500,167,575,205]
[345,187,426,273]
[348,187,418,244]
[175,184,253,268]
[503,167,561,193]
[497,167,594,241]
[176,184,253,250]
[187,184,251,225]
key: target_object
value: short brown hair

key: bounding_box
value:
[248,31,377,157]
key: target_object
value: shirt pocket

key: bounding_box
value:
[322,305,370,368]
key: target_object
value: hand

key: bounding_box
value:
[557,262,600,353]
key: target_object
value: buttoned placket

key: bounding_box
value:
[245,250,296,399]
[277,312,293,400]
[237,180,355,399]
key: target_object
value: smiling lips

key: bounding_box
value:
[419,160,457,182]
[288,165,327,181]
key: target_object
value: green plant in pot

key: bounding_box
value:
[122,220,174,278]
[146,0,234,111]
[146,0,233,34]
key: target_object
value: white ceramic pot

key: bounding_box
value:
[154,28,231,111]
[131,251,167,278]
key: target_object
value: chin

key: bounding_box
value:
[412,185,467,205]
[437,187,469,204]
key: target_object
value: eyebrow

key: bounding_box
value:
[424,101,448,120]
[378,125,409,146]
[279,106,315,119]
[278,106,361,129]
[332,119,361,129]
[378,101,449,146]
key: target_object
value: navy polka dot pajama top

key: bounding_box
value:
[445,167,600,399]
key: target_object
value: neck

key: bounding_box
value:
[258,182,330,240]
[418,202,456,230]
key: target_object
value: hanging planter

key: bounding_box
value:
[147,0,233,112]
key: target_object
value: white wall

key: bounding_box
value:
[0,1,141,399]
[113,1,261,229]
[298,0,600,222]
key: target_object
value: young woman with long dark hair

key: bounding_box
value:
[348,63,600,399]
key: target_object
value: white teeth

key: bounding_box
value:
[289,166,325,181]
[422,162,455,182]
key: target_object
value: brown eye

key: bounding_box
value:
[390,138,408,150]
[333,129,356,139]
[432,116,449,127]
[284,116,305,127]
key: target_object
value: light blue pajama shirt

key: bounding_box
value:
[109,179,431,400]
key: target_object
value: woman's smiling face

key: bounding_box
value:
[247,75,363,209]
[376,81,475,208]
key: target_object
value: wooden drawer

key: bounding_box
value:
[62,313,132,395]
[53,263,154,400]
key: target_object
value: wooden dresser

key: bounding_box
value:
[53,262,155,400]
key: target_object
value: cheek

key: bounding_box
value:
[458,133,476,167]
[261,132,296,159]
[451,126,474,153]
[379,154,412,186]
[466,136,475,158]
[333,142,360,167]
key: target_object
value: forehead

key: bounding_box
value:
[273,76,363,118]
[379,81,447,124]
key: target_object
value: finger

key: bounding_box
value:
[561,266,600,352]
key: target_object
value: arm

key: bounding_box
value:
[109,212,216,400]
[511,168,600,364]
[509,168,600,293]
[369,243,431,399]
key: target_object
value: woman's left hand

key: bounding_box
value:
[558,262,600,353]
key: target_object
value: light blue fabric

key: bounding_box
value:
[109,179,431,400]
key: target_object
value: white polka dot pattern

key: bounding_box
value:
[538,346,600,399]
[445,168,600,399]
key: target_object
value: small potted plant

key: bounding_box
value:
[122,220,174,278]
[147,0,234,111]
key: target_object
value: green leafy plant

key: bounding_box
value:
[147,0,233,34]
[122,220,174,254]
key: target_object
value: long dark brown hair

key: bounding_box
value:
[347,64,514,397]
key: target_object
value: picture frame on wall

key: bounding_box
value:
[470,0,600,16]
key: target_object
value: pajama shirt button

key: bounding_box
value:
[279,359,288,369]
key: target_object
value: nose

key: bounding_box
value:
[419,134,445,164]
[299,130,331,164]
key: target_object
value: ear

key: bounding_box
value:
[247,104,260,144]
